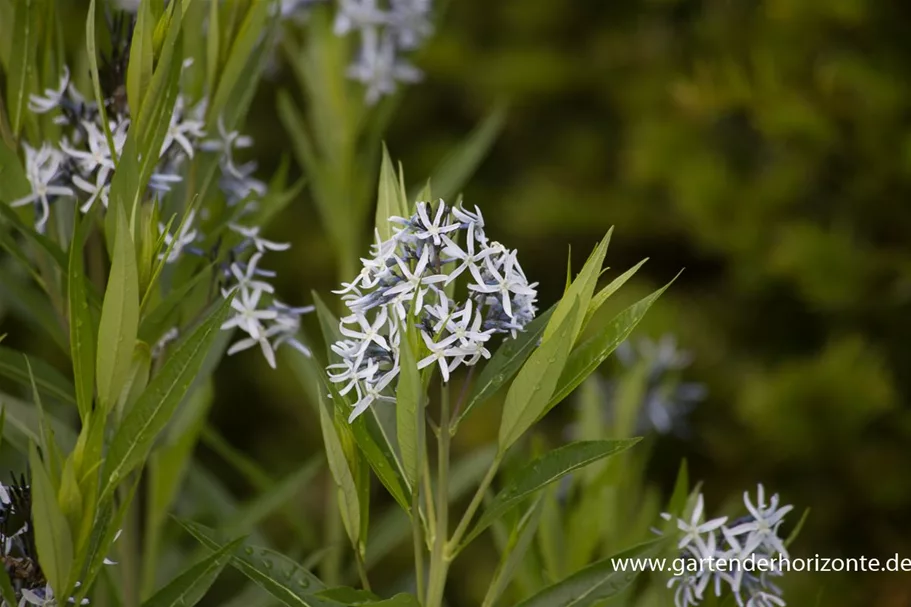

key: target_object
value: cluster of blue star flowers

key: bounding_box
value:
[332,0,433,104]
[18,65,206,231]
[21,61,311,369]
[327,200,538,421]
[662,486,793,607]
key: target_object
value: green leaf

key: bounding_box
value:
[142,537,245,607]
[547,277,676,409]
[498,301,580,452]
[86,0,117,158]
[100,295,234,502]
[481,496,545,607]
[0,561,17,607]
[127,0,155,117]
[177,520,336,607]
[318,389,361,547]
[582,258,648,328]
[0,346,75,405]
[395,320,423,488]
[424,105,506,202]
[29,441,74,599]
[6,0,35,136]
[376,144,408,240]
[0,201,68,268]
[456,305,555,429]
[68,211,96,419]
[515,540,663,607]
[96,206,140,412]
[543,231,610,344]
[208,0,271,122]
[460,439,640,551]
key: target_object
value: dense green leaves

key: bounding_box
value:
[127,0,155,118]
[460,439,640,550]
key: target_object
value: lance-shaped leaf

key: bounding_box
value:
[142,537,245,607]
[96,206,139,412]
[29,442,73,600]
[498,301,579,452]
[542,231,611,344]
[127,0,154,117]
[375,145,408,241]
[459,439,640,551]
[68,212,96,418]
[318,388,361,547]
[582,258,647,328]
[6,0,35,136]
[547,276,676,409]
[395,319,423,488]
[177,520,337,607]
[514,539,664,607]
[100,295,233,501]
[0,347,75,406]
[456,304,554,429]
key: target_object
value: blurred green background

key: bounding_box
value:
[228,1,911,606]
[2,0,908,605]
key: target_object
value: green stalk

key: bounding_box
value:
[426,384,451,607]
[448,454,502,553]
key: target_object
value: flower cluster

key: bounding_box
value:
[19,66,206,233]
[333,0,433,104]
[661,486,793,607]
[328,200,538,421]
[614,334,707,435]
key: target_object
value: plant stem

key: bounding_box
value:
[448,454,502,552]
[355,549,372,591]
[449,365,477,428]
[426,384,451,607]
[412,490,426,602]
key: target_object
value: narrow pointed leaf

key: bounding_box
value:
[101,295,233,501]
[6,0,35,136]
[582,258,647,328]
[0,347,74,405]
[456,305,554,428]
[514,540,663,607]
[29,442,73,599]
[543,231,611,344]
[68,212,96,418]
[177,520,337,607]
[142,537,245,607]
[461,439,640,550]
[395,321,422,488]
[498,301,579,452]
[547,277,676,409]
[96,206,139,411]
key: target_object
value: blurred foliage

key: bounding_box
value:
[239,1,911,606]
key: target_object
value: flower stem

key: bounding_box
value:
[413,489,426,602]
[426,384,451,607]
[448,453,502,553]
